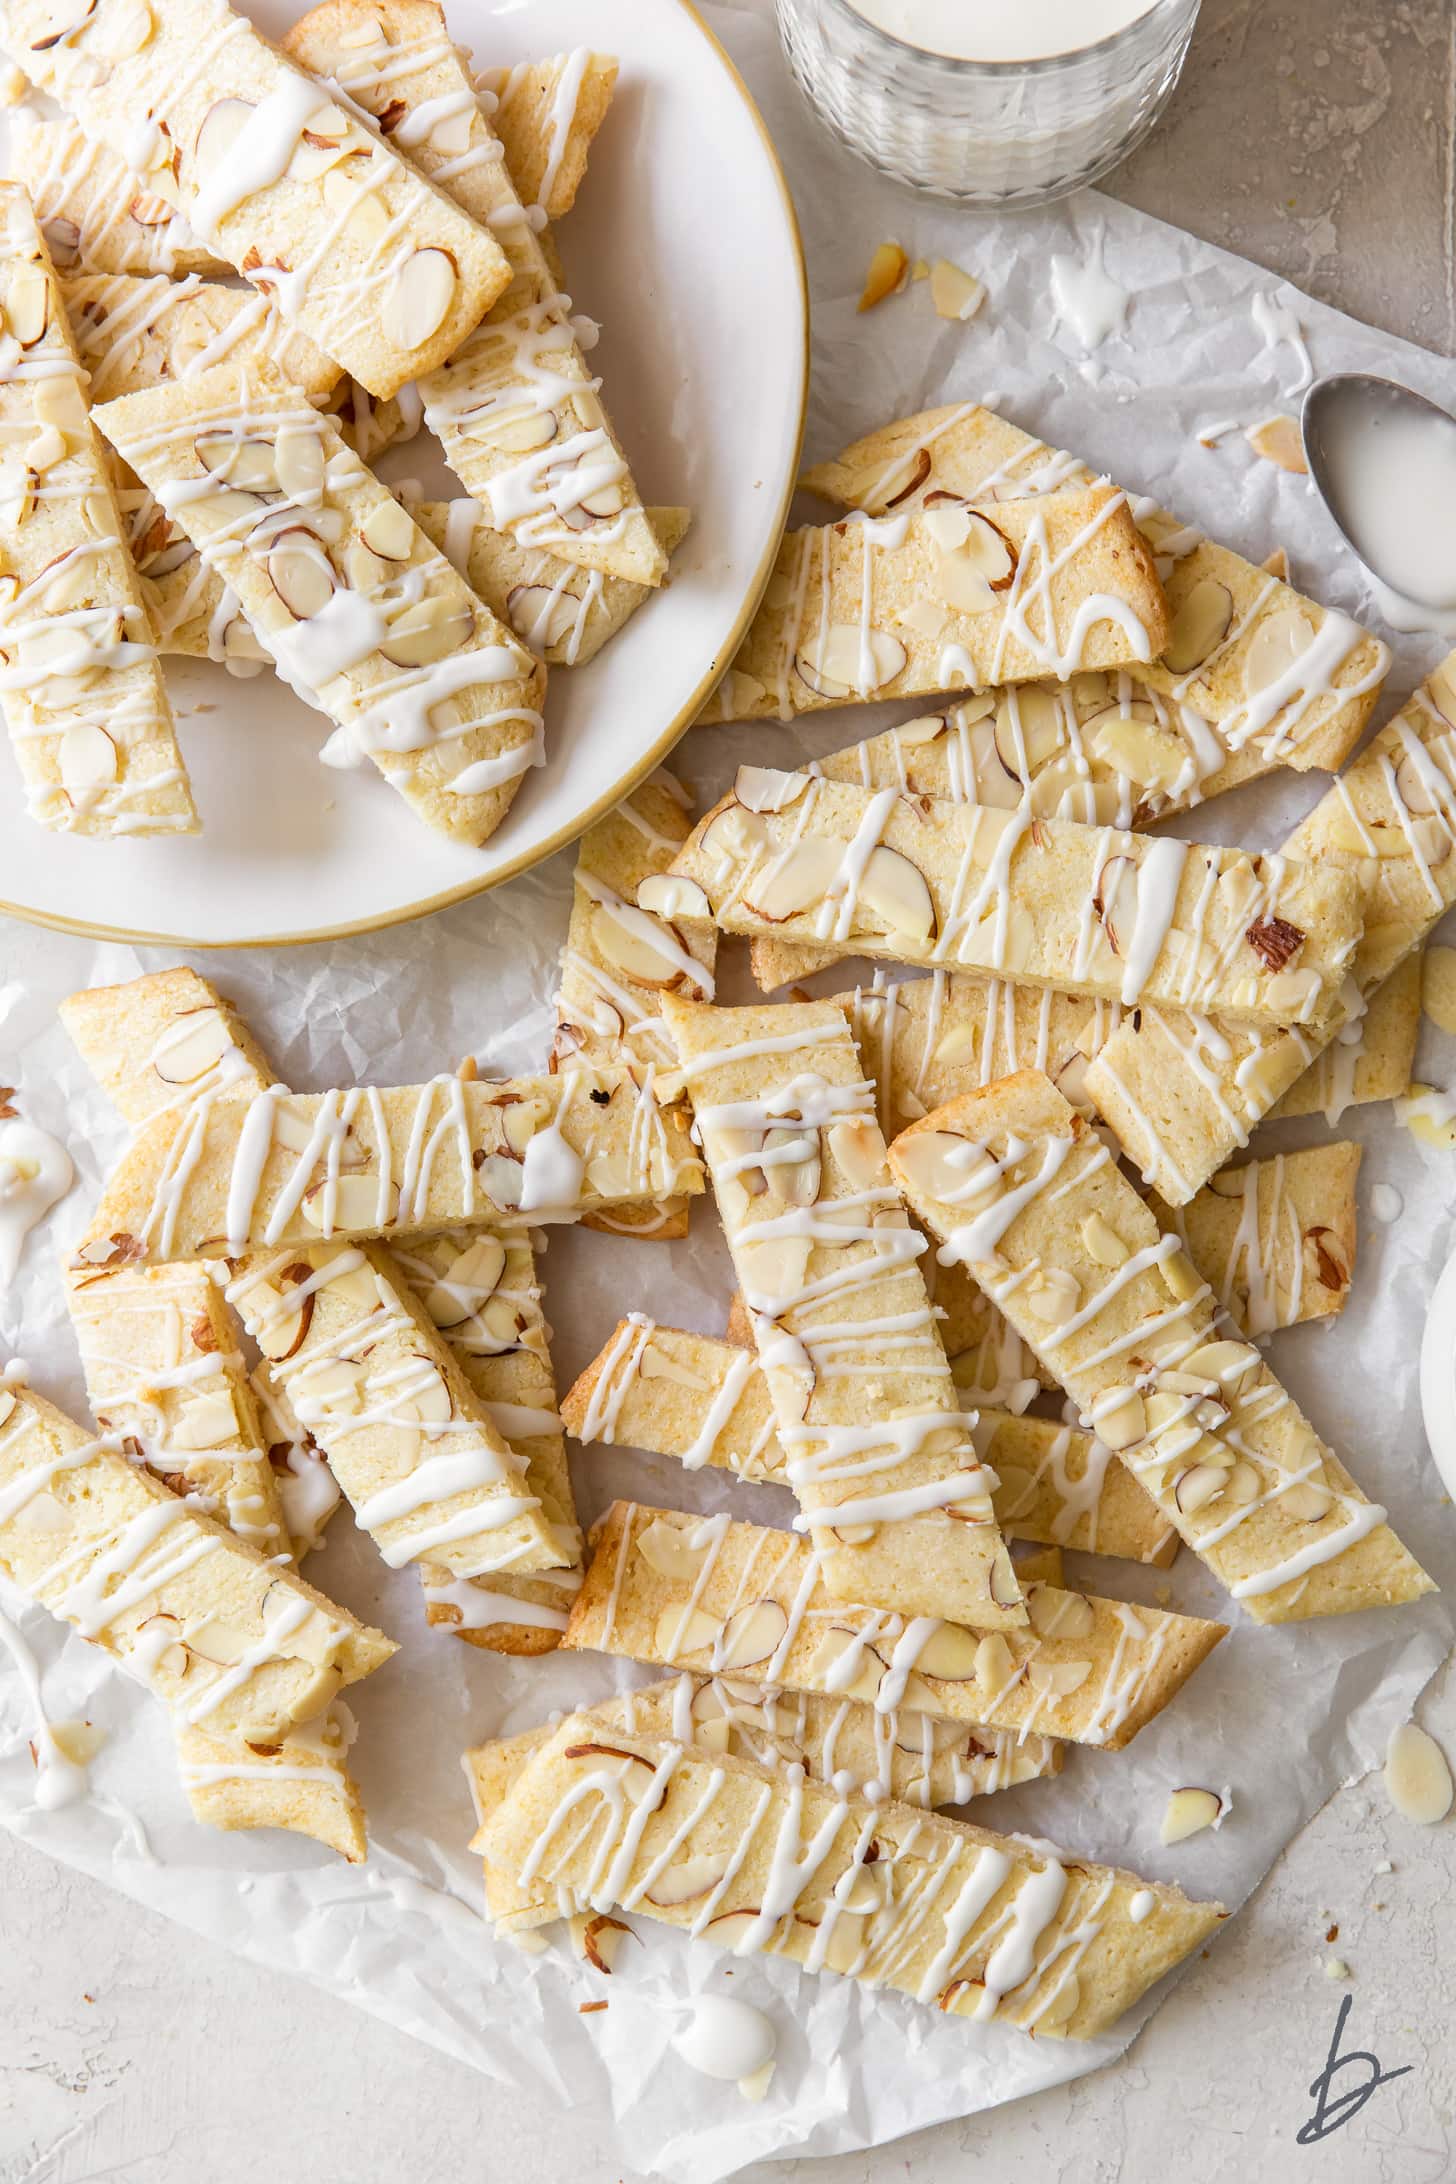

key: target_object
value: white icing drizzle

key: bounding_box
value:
[0,1120,73,1284]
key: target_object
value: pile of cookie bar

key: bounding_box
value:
[0,0,678,844]
[1,25,1451,2048]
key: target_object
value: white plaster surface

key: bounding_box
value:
[3,3,1456,2179]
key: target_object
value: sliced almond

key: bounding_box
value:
[1243,606,1314,698]
[1026,1587,1096,1639]
[1027,1658,1091,1698]
[1093,854,1138,959]
[1086,702,1189,795]
[153,1009,232,1086]
[913,1623,980,1681]
[856,845,936,943]
[637,874,710,922]
[1164,578,1234,675]
[1094,1387,1146,1452]
[5,268,49,349]
[1246,414,1307,473]
[383,247,458,351]
[1080,1212,1127,1267]
[719,1599,789,1669]
[826,1117,884,1191]
[379,595,474,667]
[299,1175,398,1233]
[1159,1785,1225,1844]
[794,624,906,699]
[195,432,277,494]
[59,722,117,793]
[1180,1339,1260,1391]
[644,1851,732,1906]
[360,499,415,562]
[1278,1479,1334,1522]
[506,582,579,650]
[194,97,255,172]
[1383,1722,1453,1826]
[742,838,839,923]
[574,1912,631,1972]
[1174,1461,1231,1515]
[1025,1268,1079,1323]
[422,1236,506,1328]
[169,1387,239,1452]
[810,1627,884,1703]
[929,257,984,322]
[636,1516,710,1583]
[654,1604,720,1657]
[590,903,694,991]
[275,425,325,502]
[858,242,908,311]
[267,527,336,620]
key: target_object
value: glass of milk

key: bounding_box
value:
[775,0,1203,206]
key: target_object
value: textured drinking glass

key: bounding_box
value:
[775,0,1202,207]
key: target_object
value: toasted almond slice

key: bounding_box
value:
[636,1517,711,1584]
[1383,1722,1453,1826]
[300,1175,399,1232]
[383,247,458,352]
[638,874,711,922]
[654,1603,720,1656]
[1080,1213,1127,1267]
[719,1599,789,1669]
[379,595,474,668]
[929,258,984,322]
[1159,1786,1225,1844]
[169,1387,239,1452]
[422,1236,506,1328]
[913,1623,980,1680]
[194,97,254,171]
[857,845,935,942]
[645,1851,733,1906]
[1243,605,1314,697]
[1246,414,1307,473]
[59,722,117,793]
[1164,578,1234,675]
[795,625,906,699]
[858,242,909,311]
[360,498,415,562]
[1026,1587,1096,1639]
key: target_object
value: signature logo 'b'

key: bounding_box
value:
[1297,1994,1412,2145]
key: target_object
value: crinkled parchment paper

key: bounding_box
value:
[0,6,1453,2176]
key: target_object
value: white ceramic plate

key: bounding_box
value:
[0,0,806,947]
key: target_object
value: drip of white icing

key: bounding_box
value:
[672,1994,777,2086]
[0,1602,96,1809]
[0,1120,73,1284]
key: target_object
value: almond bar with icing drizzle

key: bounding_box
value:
[1083,653,1456,1202]
[0,186,195,838]
[1272,947,1421,1122]
[63,270,343,404]
[565,1500,1222,1750]
[802,399,1389,770]
[0,1371,395,1740]
[65,1256,290,1553]
[475,1713,1225,2037]
[4,110,229,281]
[0,0,511,398]
[96,361,550,847]
[63,968,585,1626]
[82,1058,699,1266]
[412,499,691,668]
[743,691,1304,991]
[657,996,1024,1628]
[695,486,1169,723]
[670,769,1361,1029]
[563,1315,1178,1567]
[475,50,619,221]
[552,770,717,1242]
[1151,1142,1360,1337]
[468,1675,1061,1934]
[888,1072,1432,1622]
[284,0,666,588]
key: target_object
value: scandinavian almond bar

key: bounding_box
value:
[2,0,511,398]
[563,1314,1177,1567]
[5,110,228,279]
[1084,654,1456,1200]
[284,1,664,586]
[379,1228,583,1648]
[475,50,619,218]
[83,1062,700,1266]
[744,693,1281,988]
[697,487,1169,723]
[64,271,342,403]
[475,1714,1225,2038]
[1272,948,1421,1122]
[671,768,1360,1028]
[565,1501,1223,1751]
[659,996,1023,1628]
[226,1243,568,1581]
[0,187,194,836]
[97,363,549,847]
[553,772,716,1240]
[175,1704,366,1862]
[465,1677,1059,1931]
[889,1073,1432,1622]
[0,1374,394,1740]
[802,400,1388,770]
[65,1256,289,1552]
[413,499,691,666]
[1151,1143,1360,1336]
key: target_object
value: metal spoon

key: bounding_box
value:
[1303,372,1456,612]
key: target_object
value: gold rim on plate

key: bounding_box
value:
[0,0,810,953]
